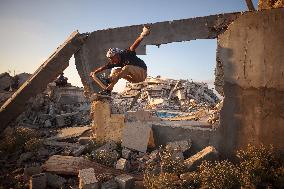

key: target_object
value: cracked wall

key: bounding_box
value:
[74,12,240,94]
[217,8,284,157]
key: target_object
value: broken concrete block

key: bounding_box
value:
[42,155,122,176]
[115,158,130,171]
[18,152,33,165]
[90,100,125,142]
[29,173,47,189]
[72,145,87,157]
[91,141,119,160]
[46,173,66,189]
[166,139,192,152]
[24,165,42,182]
[96,141,118,152]
[121,148,132,160]
[44,119,52,127]
[55,113,72,127]
[184,146,218,170]
[115,174,135,189]
[79,136,93,145]
[122,121,152,152]
[78,168,99,189]
[101,179,118,189]
[48,126,91,140]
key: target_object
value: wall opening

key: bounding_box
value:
[64,55,84,88]
[114,39,221,97]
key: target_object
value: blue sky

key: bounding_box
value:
[0,0,258,91]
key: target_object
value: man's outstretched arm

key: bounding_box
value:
[129,26,150,51]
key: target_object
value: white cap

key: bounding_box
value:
[106,48,122,58]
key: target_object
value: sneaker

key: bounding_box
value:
[97,74,111,86]
[98,89,111,96]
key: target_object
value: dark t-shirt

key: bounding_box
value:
[103,49,147,70]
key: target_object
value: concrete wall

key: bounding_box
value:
[74,13,240,94]
[217,8,284,157]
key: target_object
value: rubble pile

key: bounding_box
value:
[112,76,220,113]
[0,72,32,106]
[111,76,221,124]
[14,83,91,128]
[0,72,91,128]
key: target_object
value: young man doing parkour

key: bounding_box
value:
[89,26,150,96]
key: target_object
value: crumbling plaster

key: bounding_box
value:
[217,8,284,157]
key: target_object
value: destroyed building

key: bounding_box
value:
[112,76,219,113]
[0,4,284,189]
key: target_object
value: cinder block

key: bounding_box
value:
[29,173,47,189]
[115,174,135,189]
[78,168,99,189]
[122,121,152,152]
[101,179,118,189]
[115,158,130,171]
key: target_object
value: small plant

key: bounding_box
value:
[196,160,240,189]
[93,150,118,167]
[160,147,187,174]
[237,144,283,188]
[144,171,182,189]
[143,147,189,189]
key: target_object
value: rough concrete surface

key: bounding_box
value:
[75,12,240,93]
[90,100,125,142]
[217,8,284,157]
[122,121,152,152]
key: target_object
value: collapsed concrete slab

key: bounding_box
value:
[0,31,87,132]
[74,12,240,94]
[216,8,284,157]
[42,155,123,176]
[184,146,218,170]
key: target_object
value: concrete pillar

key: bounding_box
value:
[90,100,124,142]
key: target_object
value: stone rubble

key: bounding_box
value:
[0,72,91,128]
[111,76,222,125]
[0,72,222,189]
[111,76,220,113]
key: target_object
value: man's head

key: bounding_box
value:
[106,48,122,64]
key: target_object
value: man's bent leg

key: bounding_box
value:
[120,65,147,83]
[106,66,147,90]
